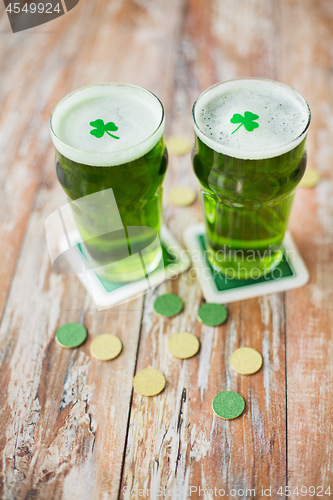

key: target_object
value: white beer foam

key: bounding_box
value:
[193,79,310,160]
[50,83,164,166]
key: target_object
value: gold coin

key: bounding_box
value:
[133,368,165,396]
[166,136,192,156]
[299,168,321,188]
[168,186,197,207]
[230,347,262,375]
[90,334,122,361]
[168,332,200,359]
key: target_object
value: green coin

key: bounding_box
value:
[198,303,228,326]
[56,323,87,348]
[212,391,245,420]
[154,293,183,317]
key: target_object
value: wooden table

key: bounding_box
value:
[0,0,332,498]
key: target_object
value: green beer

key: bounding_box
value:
[50,83,167,282]
[192,79,310,279]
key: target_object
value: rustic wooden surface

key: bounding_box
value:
[0,0,332,499]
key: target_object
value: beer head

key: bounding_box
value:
[50,83,165,166]
[193,78,310,160]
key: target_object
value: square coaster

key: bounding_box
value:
[183,223,309,303]
[59,225,190,310]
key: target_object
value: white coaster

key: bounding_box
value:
[58,225,190,310]
[183,223,309,303]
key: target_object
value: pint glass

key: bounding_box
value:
[50,83,168,282]
[192,78,311,279]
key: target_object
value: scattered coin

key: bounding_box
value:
[166,135,192,156]
[133,368,166,396]
[154,293,183,317]
[197,303,228,326]
[212,391,245,420]
[168,332,200,359]
[299,167,321,188]
[230,347,263,375]
[56,323,87,348]
[168,186,197,207]
[90,333,122,361]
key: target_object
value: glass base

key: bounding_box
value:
[80,237,163,283]
[206,244,284,280]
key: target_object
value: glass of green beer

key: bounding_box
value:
[192,78,311,279]
[50,83,167,282]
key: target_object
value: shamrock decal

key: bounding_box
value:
[230,111,259,134]
[89,119,119,139]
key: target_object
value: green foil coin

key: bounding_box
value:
[212,391,245,420]
[154,293,183,317]
[56,323,87,348]
[198,303,228,326]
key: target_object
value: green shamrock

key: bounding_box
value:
[89,119,119,139]
[230,111,259,134]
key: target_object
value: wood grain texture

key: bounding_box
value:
[121,0,288,497]
[279,0,333,493]
[0,0,332,499]
[121,289,287,498]
[0,160,145,500]
[0,1,184,499]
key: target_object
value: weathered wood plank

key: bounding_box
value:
[279,0,333,492]
[122,289,287,498]
[121,0,288,497]
[0,0,184,499]
[0,0,95,320]
[0,171,146,500]
[1,0,333,498]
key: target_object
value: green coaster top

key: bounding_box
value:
[56,323,87,348]
[154,293,183,317]
[198,302,228,326]
[212,391,245,420]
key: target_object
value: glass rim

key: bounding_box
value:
[49,82,165,167]
[192,77,311,160]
